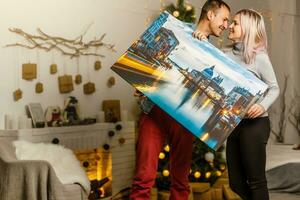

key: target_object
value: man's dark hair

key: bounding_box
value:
[199,0,230,21]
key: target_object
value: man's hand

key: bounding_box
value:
[247,104,265,118]
[192,30,207,40]
[134,90,147,100]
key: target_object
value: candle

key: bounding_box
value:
[4,114,12,130]
[0,114,5,129]
[18,115,28,129]
[26,118,33,129]
[11,116,18,130]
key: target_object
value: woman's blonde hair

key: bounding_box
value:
[237,9,268,64]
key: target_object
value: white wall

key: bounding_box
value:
[0,0,165,126]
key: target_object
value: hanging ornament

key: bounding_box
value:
[35,82,43,93]
[107,76,116,88]
[35,50,43,94]
[215,170,222,177]
[204,152,215,163]
[59,57,73,93]
[22,63,37,80]
[173,10,180,17]
[84,57,96,94]
[219,164,226,171]
[185,4,192,11]
[94,60,102,70]
[75,74,82,84]
[83,82,96,95]
[75,58,82,84]
[159,152,165,159]
[194,171,201,179]
[205,171,211,179]
[13,89,22,101]
[164,144,170,152]
[50,64,57,74]
[162,169,170,177]
[58,75,74,93]
[13,47,22,101]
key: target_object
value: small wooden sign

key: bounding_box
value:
[22,63,37,80]
[58,75,74,93]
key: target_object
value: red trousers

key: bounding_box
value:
[130,106,194,200]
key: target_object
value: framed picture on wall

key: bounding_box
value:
[102,100,121,123]
[26,103,46,128]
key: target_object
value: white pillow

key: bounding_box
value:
[13,140,90,193]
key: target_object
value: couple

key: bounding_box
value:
[131,0,279,200]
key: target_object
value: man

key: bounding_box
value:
[130,1,230,199]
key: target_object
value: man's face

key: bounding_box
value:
[209,6,230,37]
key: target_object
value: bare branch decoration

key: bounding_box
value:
[270,75,289,143]
[288,92,300,134]
[5,27,116,58]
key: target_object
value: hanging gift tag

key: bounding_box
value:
[75,74,82,84]
[94,60,102,70]
[22,63,37,80]
[107,76,116,88]
[58,75,74,93]
[83,82,95,94]
[50,64,57,74]
[13,89,23,101]
[35,82,44,93]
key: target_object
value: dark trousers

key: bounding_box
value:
[130,106,195,200]
[226,117,270,200]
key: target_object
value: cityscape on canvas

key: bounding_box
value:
[112,12,268,150]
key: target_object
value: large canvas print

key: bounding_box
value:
[111,12,268,150]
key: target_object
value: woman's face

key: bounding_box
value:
[228,14,243,42]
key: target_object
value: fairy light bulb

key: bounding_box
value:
[159,152,165,159]
[163,169,170,177]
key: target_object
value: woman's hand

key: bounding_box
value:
[247,104,265,118]
[192,30,207,40]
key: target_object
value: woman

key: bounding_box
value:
[225,9,280,200]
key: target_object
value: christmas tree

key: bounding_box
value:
[156,0,227,190]
[156,140,226,190]
[164,0,196,23]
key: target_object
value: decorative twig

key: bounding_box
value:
[288,92,300,135]
[5,26,116,58]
